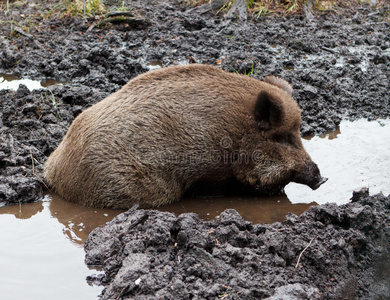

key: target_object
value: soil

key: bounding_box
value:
[0,0,390,298]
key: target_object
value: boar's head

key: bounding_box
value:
[233,76,327,195]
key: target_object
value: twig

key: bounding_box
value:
[295,238,315,269]
[115,286,127,300]
[86,24,95,32]
[102,16,146,25]
[30,148,35,174]
[14,26,34,39]
[321,46,340,55]
[19,199,22,218]
[105,11,135,18]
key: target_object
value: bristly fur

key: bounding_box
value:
[264,75,293,95]
[44,64,322,209]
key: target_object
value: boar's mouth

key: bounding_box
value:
[291,162,328,190]
[309,176,328,190]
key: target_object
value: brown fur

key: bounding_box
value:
[44,64,324,209]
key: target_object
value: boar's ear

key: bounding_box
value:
[254,91,284,130]
[264,76,293,95]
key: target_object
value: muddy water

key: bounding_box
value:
[0,194,122,300]
[0,197,314,300]
[0,73,63,91]
[0,119,388,300]
[285,118,390,205]
[160,194,315,223]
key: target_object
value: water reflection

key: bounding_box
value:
[0,191,314,300]
[303,126,341,140]
[0,193,314,245]
[146,60,163,70]
[286,119,390,205]
[160,194,315,224]
[0,196,106,300]
[0,193,123,245]
[0,200,44,219]
[48,194,124,244]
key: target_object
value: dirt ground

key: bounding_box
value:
[0,0,389,298]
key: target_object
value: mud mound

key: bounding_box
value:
[0,84,111,205]
[85,190,390,299]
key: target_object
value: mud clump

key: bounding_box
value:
[85,191,390,299]
[0,84,109,205]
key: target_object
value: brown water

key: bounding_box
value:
[0,195,122,300]
[0,119,388,300]
[160,194,315,224]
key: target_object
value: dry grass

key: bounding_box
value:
[180,0,209,6]
[64,0,106,16]
[182,0,387,16]
[249,0,386,15]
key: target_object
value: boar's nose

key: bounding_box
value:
[293,161,327,190]
[309,176,328,190]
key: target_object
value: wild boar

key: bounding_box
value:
[43,64,327,209]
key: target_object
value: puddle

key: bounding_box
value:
[162,119,389,210]
[0,73,63,91]
[146,60,163,70]
[268,45,383,74]
[0,118,388,300]
[285,118,390,205]
[0,195,313,300]
[0,194,123,300]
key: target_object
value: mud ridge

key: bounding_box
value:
[85,190,390,299]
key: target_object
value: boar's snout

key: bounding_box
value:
[293,161,328,190]
[309,176,328,190]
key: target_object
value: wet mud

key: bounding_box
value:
[0,0,390,299]
[85,191,390,299]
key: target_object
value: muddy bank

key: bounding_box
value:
[1,0,390,205]
[0,81,112,205]
[84,190,390,299]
